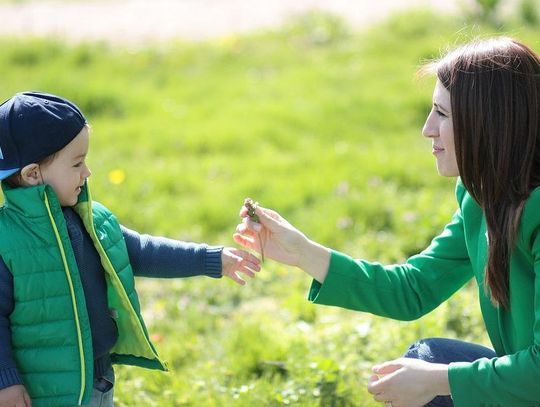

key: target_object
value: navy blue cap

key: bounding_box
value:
[0,91,87,180]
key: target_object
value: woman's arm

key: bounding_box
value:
[235,203,473,320]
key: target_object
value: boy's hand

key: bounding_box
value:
[0,384,32,407]
[221,247,261,285]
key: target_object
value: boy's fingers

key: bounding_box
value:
[231,253,259,272]
[231,274,246,285]
[239,267,256,277]
[239,250,261,265]
[18,393,31,407]
[242,260,260,273]
[236,251,261,272]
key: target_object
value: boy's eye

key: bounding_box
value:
[74,162,83,167]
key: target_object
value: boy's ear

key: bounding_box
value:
[20,163,42,186]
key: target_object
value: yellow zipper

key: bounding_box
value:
[44,192,86,405]
[83,190,162,363]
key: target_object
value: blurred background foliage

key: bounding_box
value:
[1,1,539,405]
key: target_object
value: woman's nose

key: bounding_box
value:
[422,111,438,138]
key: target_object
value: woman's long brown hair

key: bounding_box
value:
[435,38,540,308]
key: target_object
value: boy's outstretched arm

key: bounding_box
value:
[121,226,260,284]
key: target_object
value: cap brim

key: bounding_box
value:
[0,167,20,180]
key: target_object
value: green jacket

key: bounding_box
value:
[0,182,166,406]
[308,178,540,406]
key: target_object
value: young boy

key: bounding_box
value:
[0,91,260,407]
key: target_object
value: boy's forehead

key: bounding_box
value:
[61,127,90,157]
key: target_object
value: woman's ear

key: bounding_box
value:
[20,163,42,186]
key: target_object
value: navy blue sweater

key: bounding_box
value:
[0,207,223,389]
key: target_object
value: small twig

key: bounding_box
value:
[244,198,265,263]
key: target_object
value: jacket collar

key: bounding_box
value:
[1,181,90,218]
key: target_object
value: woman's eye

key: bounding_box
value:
[436,109,447,118]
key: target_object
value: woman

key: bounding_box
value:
[234,37,540,407]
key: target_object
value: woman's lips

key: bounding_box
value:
[432,146,445,155]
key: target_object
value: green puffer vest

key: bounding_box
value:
[0,182,167,406]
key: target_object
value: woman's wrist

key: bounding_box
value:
[431,364,451,396]
[297,238,331,283]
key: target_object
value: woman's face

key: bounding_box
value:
[422,80,458,177]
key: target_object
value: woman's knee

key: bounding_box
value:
[403,337,496,365]
[403,337,439,362]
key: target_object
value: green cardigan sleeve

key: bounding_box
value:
[448,197,540,407]
[308,198,474,320]
[448,345,540,406]
[308,178,540,406]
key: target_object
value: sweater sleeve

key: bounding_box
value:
[0,257,23,390]
[308,183,474,320]
[121,225,223,279]
[447,212,540,406]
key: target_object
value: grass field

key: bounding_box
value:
[1,9,539,406]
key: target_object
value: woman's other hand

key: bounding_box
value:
[367,358,450,407]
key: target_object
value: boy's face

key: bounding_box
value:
[39,126,91,206]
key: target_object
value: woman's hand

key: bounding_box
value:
[234,204,331,282]
[234,205,308,267]
[0,385,32,407]
[367,358,450,407]
[221,247,261,285]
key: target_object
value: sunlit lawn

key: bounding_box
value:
[2,9,539,406]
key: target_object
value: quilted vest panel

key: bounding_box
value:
[0,182,166,406]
